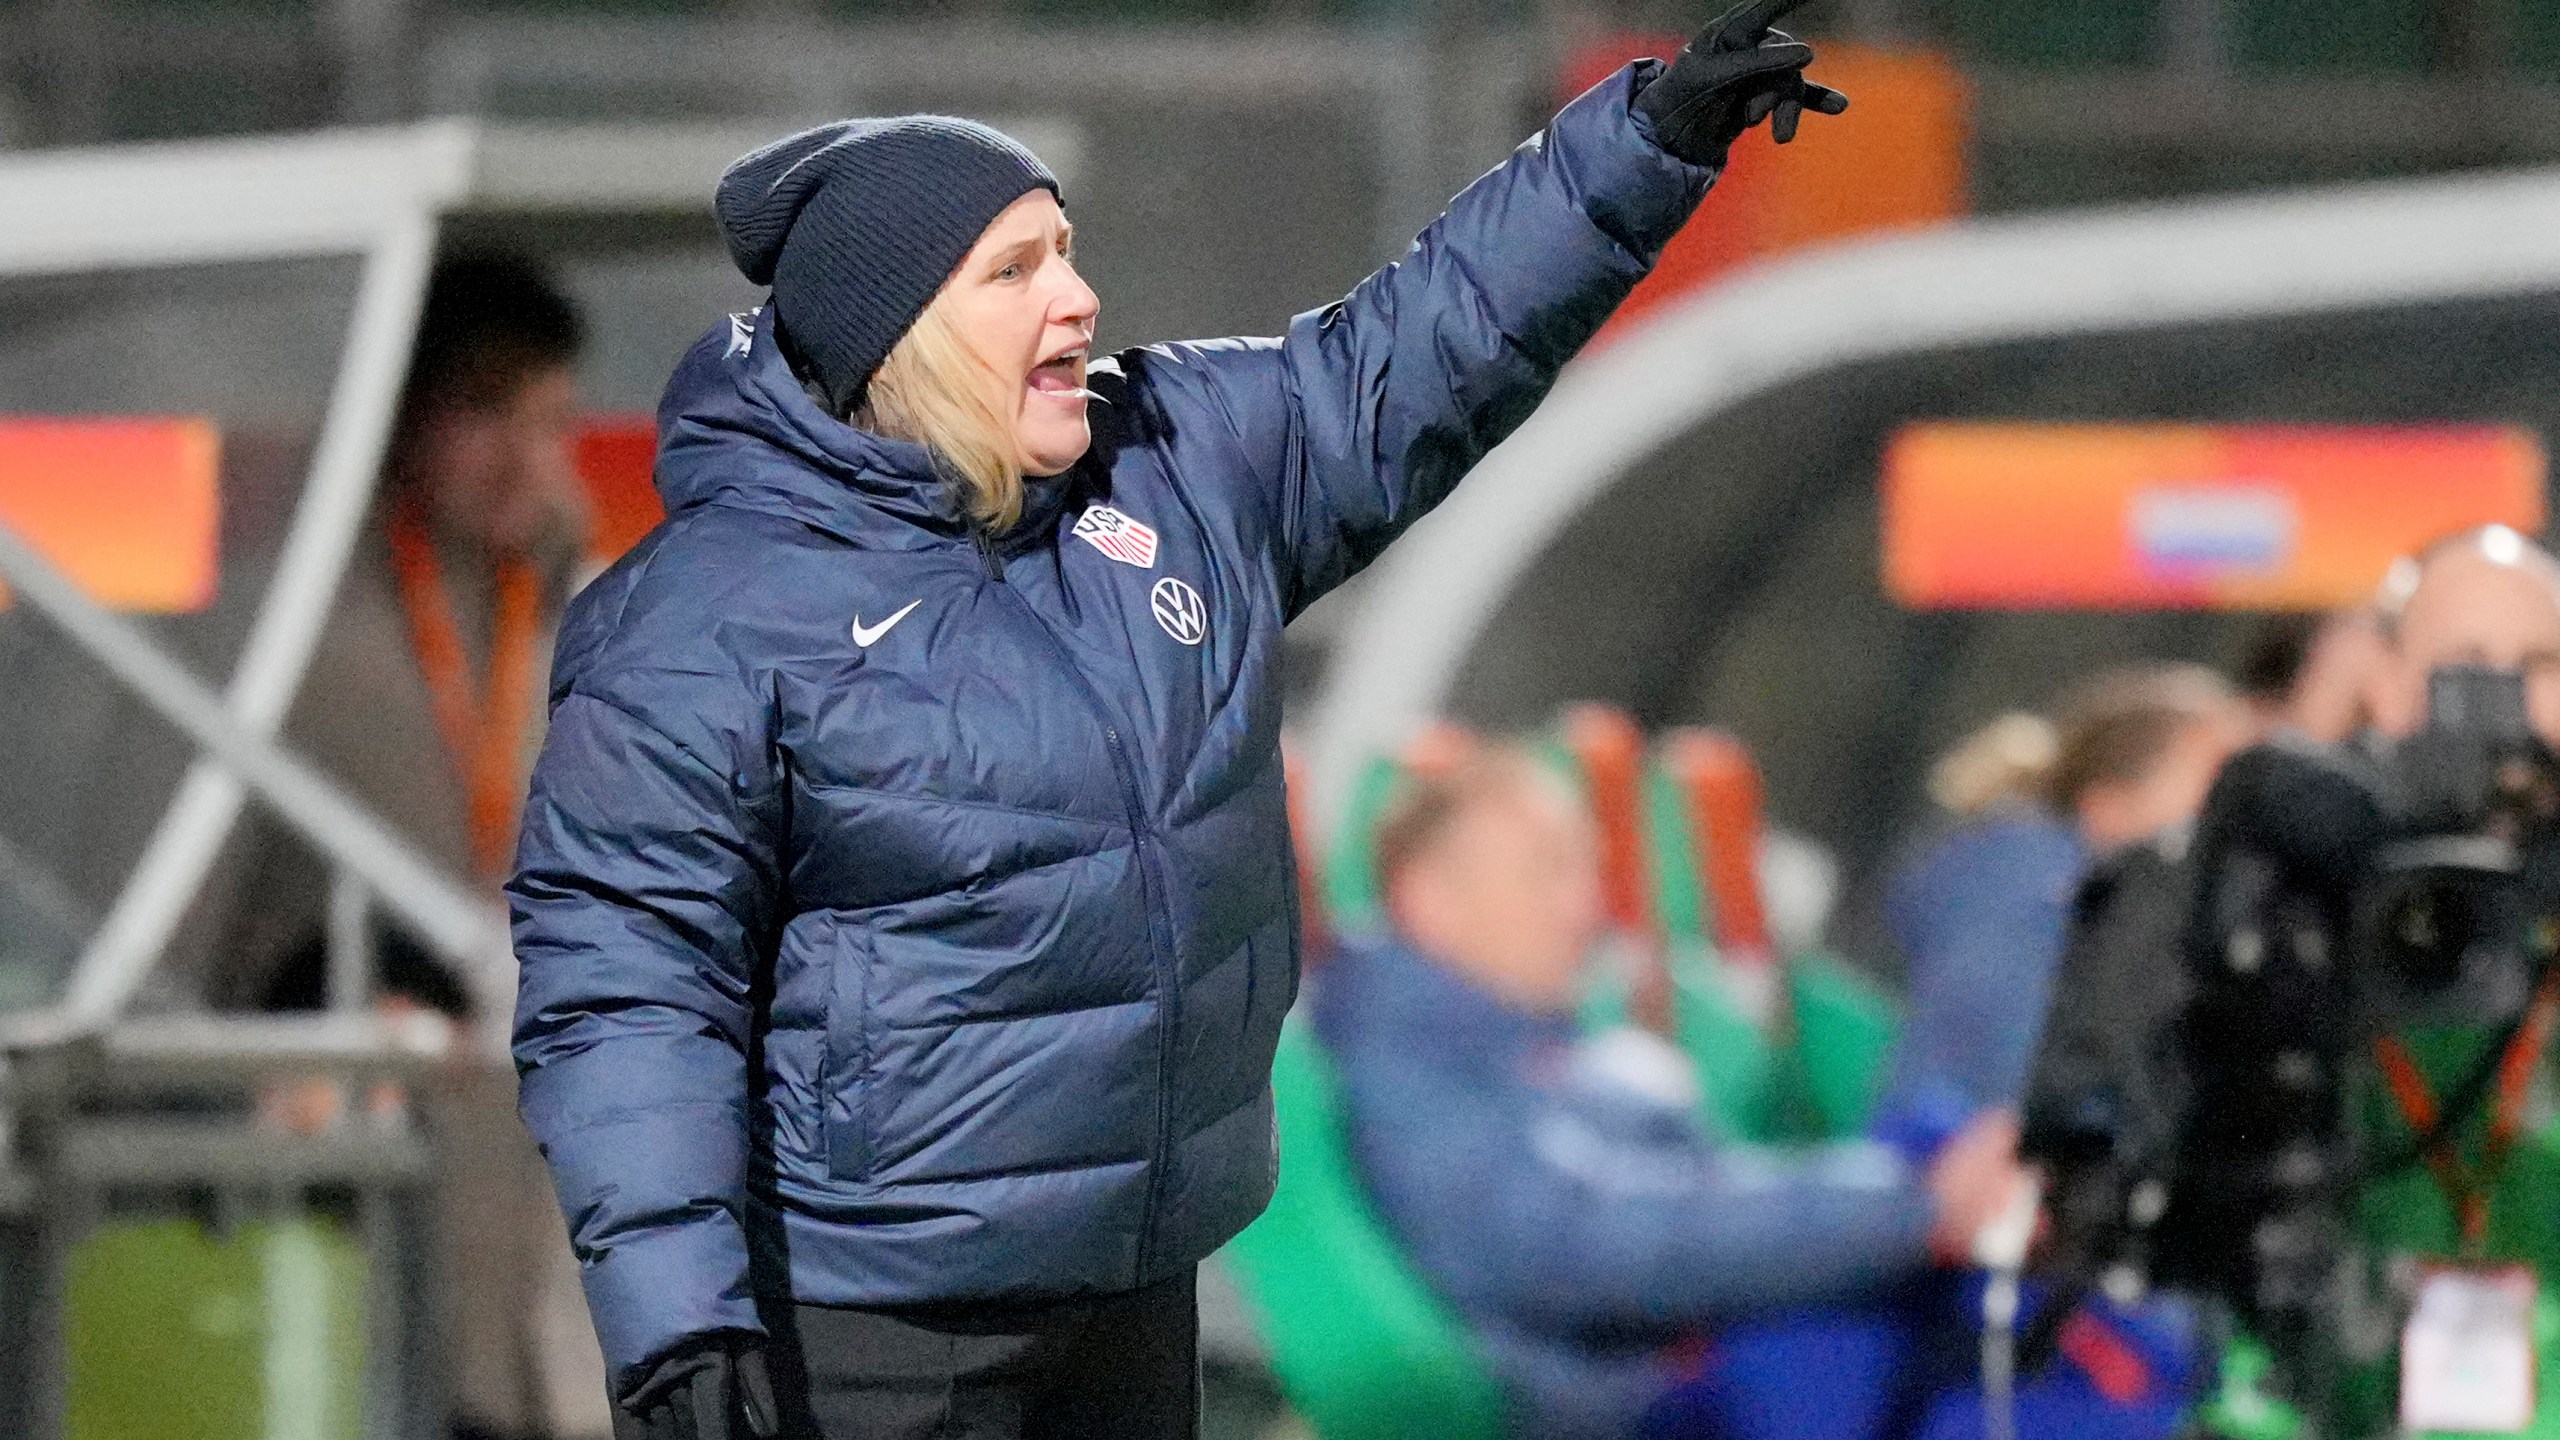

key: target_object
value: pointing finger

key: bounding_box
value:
[1802,82,1850,115]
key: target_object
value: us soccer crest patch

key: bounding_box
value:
[1071,505,1159,569]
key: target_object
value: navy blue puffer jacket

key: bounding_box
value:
[510,64,1714,1396]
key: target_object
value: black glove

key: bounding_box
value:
[1634,0,1850,166]
[613,1337,782,1440]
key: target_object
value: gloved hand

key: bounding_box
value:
[612,1336,782,1440]
[1634,0,1850,166]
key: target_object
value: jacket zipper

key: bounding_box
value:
[970,527,1004,581]
[971,527,1183,1285]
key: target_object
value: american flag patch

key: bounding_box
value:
[1071,505,1159,568]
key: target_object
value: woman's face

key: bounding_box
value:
[942,190,1099,478]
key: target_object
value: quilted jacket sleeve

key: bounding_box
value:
[1146,60,1717,617]
[508,676,782,1400]
[1338,1042,1937,1335]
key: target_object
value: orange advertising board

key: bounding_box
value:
[1562,38,1971,341]
[1884,423,2548,610]
[574,415,664,569]
[0,417,222,613]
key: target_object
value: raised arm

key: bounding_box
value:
[1273,62,1708,613]
[1124,2,1842,615]
[509,670,782,1403]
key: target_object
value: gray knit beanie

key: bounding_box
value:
[714,116,1059,411]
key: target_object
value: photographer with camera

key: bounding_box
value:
[2046,525,2560,1437]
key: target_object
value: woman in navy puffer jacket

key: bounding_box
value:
[509,5,1845,1435]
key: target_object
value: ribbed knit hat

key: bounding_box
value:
[714,116,1059,410]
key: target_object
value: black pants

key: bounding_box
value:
[763,1269,1200,1440]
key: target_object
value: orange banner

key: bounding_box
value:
[1884,423,2548,610]
[575,415,663,570]
[1563,38,1971,341]
[0,417,221,613]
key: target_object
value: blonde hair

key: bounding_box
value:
[1928,712,2060,819]
[856,292,1027,531]
[2048,663,2234,814]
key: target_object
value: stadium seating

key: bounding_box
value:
[1219,1022,1509,1440]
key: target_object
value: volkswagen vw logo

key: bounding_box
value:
[1150,577,1207,646]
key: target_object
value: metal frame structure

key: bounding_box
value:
[1302,162,2560,823]
[0,121,472,1440]
[0,118,920,1439]
[0,123,475,1034]
[0,113,986,1041]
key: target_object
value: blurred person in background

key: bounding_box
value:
[1891,666,2246,1125]
[1314,742,2029,1440]
[1869,710,2079,1121]
[1825,709,2061,1004]
[1924,710,2061,825]
[2021,667,2254,1257]
[2234,607,2384,745]
[506,3,1854,1436]
[2363,524,2560,746]
[2047,665,2247,860]
[2059,528,2560,1419]
[207,250,607,1440]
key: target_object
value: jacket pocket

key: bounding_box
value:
[819,921,877,1181]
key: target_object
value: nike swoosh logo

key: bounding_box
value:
[850,599,922,648]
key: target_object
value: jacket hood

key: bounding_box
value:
[651,304,1070,546]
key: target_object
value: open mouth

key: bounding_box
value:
[1028,346,1088,398]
